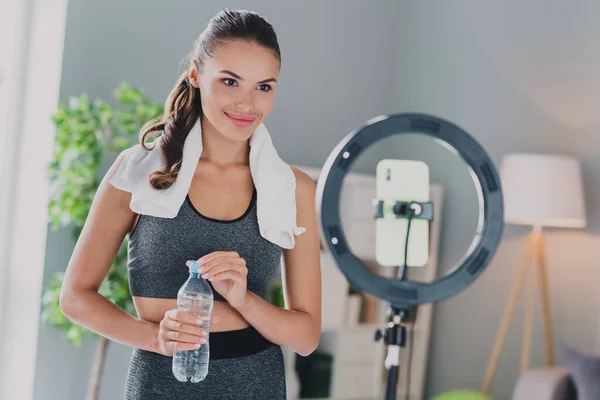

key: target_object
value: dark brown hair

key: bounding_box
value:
[139,9,281,189]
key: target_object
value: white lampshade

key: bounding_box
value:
[500,153,587,228]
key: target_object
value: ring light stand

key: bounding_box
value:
[315,113,504,400]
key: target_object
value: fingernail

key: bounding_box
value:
[195,344,202,349]
[196,318,203,326]
[200,338,207,344]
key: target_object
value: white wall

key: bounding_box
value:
[392,2,600,399]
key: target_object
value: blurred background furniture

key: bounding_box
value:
[482,153,587,394]
[512,367,575,400]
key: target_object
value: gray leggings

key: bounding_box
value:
[124,327,287,400]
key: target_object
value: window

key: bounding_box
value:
[0,0,19,326]
[0,1,68,399]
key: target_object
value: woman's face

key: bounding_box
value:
[192,40,280,141]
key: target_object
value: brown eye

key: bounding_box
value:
[222,78,237,87]
[257,84,272,92]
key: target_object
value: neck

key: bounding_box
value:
[199,114,250,166]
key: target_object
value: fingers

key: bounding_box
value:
[159,309,218,356]
[163,309,212,344]
[162,329,208,345]
[201,255,245,271]
[199,255,245,272]
[201,261,247,280]
[166,309,205,327]
[208,270,245,284]
[161,316,207,337]
[185,252,246,278]
[167,341,203,352]
[164,310,218,330]
[199,251,240,265]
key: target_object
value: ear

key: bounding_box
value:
[188,67,200,88]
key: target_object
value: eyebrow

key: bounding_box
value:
[220,70,277,84]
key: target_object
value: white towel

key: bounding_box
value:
[109,118,306,249]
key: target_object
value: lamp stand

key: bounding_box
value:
[480,225,554,394]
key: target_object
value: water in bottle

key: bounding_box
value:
[172,260,214,383]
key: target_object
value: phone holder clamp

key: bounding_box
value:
[373,199,434,221]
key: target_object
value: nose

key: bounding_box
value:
[233,90,254,112]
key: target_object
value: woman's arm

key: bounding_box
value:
[234,168,322,357]
[59,151,207,355]
[59,151,159,351]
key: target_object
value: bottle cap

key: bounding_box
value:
[189,260,201,273]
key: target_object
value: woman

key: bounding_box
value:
[59,9,322,400]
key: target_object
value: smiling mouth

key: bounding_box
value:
[224,111,257,127]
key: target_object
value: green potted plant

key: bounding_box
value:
[40,83,163,400]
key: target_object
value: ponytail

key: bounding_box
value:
[139,72,202,190]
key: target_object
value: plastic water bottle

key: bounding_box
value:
[172,260,214,383]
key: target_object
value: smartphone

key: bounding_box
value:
[375,159,430,267]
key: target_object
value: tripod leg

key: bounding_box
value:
[537,233,555,366]
[521,251,536,373]
[481,234,533,394]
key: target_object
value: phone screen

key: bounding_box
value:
[375,159,430,267]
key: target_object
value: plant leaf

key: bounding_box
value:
[41,84,163,345]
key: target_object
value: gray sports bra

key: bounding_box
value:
[126,187,283,302]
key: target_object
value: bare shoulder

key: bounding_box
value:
[291,167,316,200]
[290,167,319,244]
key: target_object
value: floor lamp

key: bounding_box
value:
[481,153,587,394]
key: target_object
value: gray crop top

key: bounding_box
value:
[126,187,283,302]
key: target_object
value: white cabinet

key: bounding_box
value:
[320,325,386,399]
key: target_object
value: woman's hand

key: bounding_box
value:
[189,251,248,309]
[156,309,219,357]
